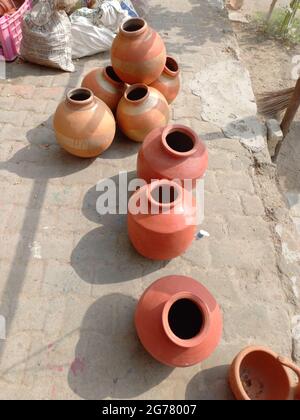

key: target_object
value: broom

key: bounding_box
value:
[257,87,294,117]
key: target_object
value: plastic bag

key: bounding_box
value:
[130,0,148,17]
[20,0,74,72]
[71,16,114,58]
[70,0,137,58]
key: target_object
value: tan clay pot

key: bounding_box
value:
[53,88,116,158]
[229,346,300,400]
[81,66,126,112]
[135,275,223,367]
[111,17,166,85]
[150,56,180,104]
[117,84,170,143]
[128,180,197,260]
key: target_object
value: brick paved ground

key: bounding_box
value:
[0,0,299,399]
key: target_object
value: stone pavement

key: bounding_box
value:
[0,0,299,400]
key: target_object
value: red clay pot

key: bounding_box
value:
[229,346,300,400]
[0,0,15,15]
[81,66,126,113]
[150,56,180,104]
[53,88,116,158]
[111,17,166,85]
[128,180,197,260]
[135,275,223,367]
[117,84,170,143]
[137,125,208,187]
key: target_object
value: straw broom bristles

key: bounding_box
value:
[257,87,294,117]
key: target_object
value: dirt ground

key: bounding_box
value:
[231,3,300,234]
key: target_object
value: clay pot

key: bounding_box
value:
[111,17,166,85]
[135,275,223,367]
[150,56,180,104]
[0,0,15,15]
[128,180,197,260]
[229,346,300,400]
[137,125,208,188]
[117,84,170,143]
[53,88,116,158]
[81,66,126,113]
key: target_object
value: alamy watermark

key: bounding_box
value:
[0,315,6,340]
[95,172,205,225]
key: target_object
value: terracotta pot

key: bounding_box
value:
[53,88,116,158]
[150,56,180,104]
[128,180,197,260]
[137,125,208,188]
[111,17,166,85]
[229,346,300,400]
[117,84,170,143]
[0,0,15,15]
[81,66,126,113]
[135,275,223,367]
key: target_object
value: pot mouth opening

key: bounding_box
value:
[126,85,149,102]
[166,130,195,153]
[122,18,146,34]
[150,184,179,205]
[237,350,290,400]
[165,56,179,74]
[68,88,92,103]
[168,298,204,340]
[105,65,123,84]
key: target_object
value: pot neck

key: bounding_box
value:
[120,17,148,38]
[103,66,124,88]
[162,292,210,349]
[124,84,150,106]
[161,125,199,158]
[163,57,180,78]
[147,180,183,213]
[66,88,95,109]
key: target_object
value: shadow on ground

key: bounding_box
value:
[71,170,167,284]
[68,293,173,400]
[185,365,234,400]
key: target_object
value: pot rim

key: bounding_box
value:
[147,179,183,210]
[124,83,150,104]
[67,87,94,107]
[231,345,291,400]
[103,65,125,87]
[120,17,148,37]
[161,125,200,158]
[164,56,180,77]
[162,291,210,349]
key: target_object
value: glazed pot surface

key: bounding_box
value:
[117,84,170,143]
[111,18,166,85]
[81,66,126,112]
[150,56,180,104]
[135,275,223,367]
[54,88,116,158]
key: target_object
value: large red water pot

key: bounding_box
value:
[137,125,208,187]
[128,180,197,260]
[135,275,223,367]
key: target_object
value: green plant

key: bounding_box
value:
[253,6,300,44]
